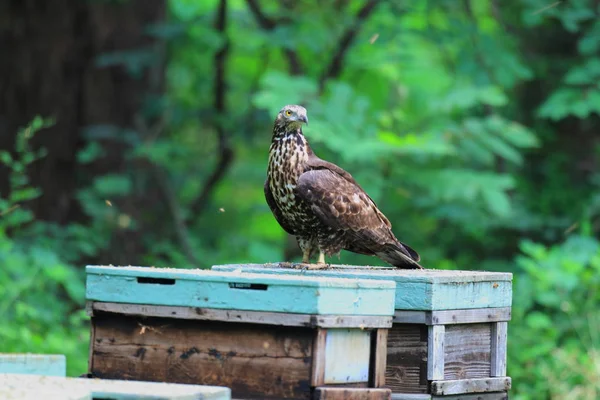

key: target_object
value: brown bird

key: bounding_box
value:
[265,105,422,269]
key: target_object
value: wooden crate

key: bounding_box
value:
[212,264,513,398]
[86,266,396,399]
[0,354,66,376]
[0,373,231,399]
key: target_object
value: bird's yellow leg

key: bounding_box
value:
[302,247,311,263]
[300,251,329,270]
[317,251,325,264]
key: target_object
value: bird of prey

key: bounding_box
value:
[264,104,422,269]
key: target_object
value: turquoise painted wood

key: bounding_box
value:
[0,373,231,400]
[0,354,66,377]
[86,266,396,316]
[212,264,513,311]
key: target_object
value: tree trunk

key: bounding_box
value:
[0,0,166,262]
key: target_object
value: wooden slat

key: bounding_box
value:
[370,329,388,388]
[313,387,391,400]
[394,308,511,326]
[311,328,328,387]
[430,377,511,395]
[432,392,508,400]
[90,302,392,328]
[384,325,428,394]
[427,325,445,380]
[91,313,312,399]
[490,322,508,377]
[444,324,491,380]
[390,394,431,400]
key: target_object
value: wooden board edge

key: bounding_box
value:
[369,329,388,388]
[426,325,445,380]
[394,308,511,326]
[87,318,95,376]
[311,328,328,387]
[430,377,512,396]
[91,302,392,328]
[314,387,392,400]
[431,392,508,400]
[490,322,508,377]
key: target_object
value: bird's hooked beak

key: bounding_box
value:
[299,114,308,125]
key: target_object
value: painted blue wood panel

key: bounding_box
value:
[86,266,396,316]
[0,354,66,377]
[324,329,371,383]
[212,264,513,311]
[0,373,231,400]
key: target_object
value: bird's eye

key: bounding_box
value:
[285,110,292,116]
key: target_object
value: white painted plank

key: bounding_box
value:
[0,373,231,399]
[490,322,508,376]
[427,325,445,380]
[391,394,431,400]
[324,329,371,383]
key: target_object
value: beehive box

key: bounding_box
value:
[213,264,512,399]
[0,373,231,399]
[0,354,66,377]
[86,266,396,400]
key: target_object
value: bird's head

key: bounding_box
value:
[275,105,309,130]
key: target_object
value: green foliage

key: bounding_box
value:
[0,118,88,376]
[510,233,600,399]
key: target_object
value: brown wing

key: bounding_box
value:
[296,167,418,261]
[264,180,296,235]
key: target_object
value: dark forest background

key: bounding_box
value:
[1,1,599,398]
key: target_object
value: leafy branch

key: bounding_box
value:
[245,0,303,75]
[318,0,379,90]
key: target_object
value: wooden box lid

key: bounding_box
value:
[0,373,231,400]
[86,266,396,317]
[212,264,513,311]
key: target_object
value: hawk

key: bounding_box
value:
[265,105,422,269]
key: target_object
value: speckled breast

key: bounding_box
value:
[267,136,321,235]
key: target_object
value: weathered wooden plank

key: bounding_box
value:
[430,377,511,395]
[385,325,428,394]
[312,328,328,387]
[427,325,445,380]
[86,266,396,316]
[390,395,431,400]
[443,324,491,380]
[91,313,312,399]
[89,301,393,328]
[0,354,66,377]
[324,329,371,384]
[394,308,511,326]
[432,392,508,400]
[370,329,388,388]
[490,322,508,377]
[212,265,513,311]
[314,387,392,400]
[0,373,231,400]
[391,394,509,400]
